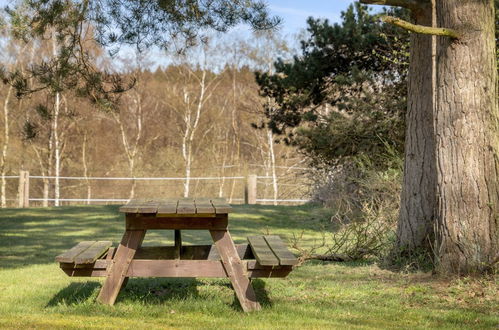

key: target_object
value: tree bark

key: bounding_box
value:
[397,3,438,253]
[267,128,278,205]
[434,0,498,274]
[0,85,13,208]
[82,131,92,204]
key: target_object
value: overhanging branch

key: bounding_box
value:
[359,0,425,12]
[382,16,460,39]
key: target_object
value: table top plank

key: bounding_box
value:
[195,198,216,214]
[135,199,160,214]
[119,199,145,213]
[157,199,179,215]
[211,198,232,214]
[177,198,196,214]
[121,198,232,215]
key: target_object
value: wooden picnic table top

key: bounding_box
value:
[119,198,232,215]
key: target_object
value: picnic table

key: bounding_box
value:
[56,198,298,312]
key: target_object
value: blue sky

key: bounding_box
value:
[0,0,358,67]
[267,0,355,34]
[0,0,356,35]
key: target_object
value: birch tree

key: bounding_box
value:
[112,89,144,200]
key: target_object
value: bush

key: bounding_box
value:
[299,148,402,262]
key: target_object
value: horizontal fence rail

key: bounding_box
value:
[29,176,247,181]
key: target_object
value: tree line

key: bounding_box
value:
[0,24,308,205]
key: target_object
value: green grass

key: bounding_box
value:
[0,204,497,329]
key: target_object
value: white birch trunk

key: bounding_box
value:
[182,70,206,198]
[53,91,61,206]
[267,129,278,205]
[0,85,13,207]
[82,132,92,204]
[51,34,61,206]
[114,92,143,200]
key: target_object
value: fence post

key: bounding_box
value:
[18,170,29,208]
[245,174,257,205]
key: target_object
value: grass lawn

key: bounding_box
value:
[0,204,497,329]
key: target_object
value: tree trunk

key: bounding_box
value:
[397,4,438,252]
[82,132,92,204]
[53,91,61,206]
[434,0,498,274]
[0,85,13,208]
[267,129,278,205]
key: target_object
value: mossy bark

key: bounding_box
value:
[396,3,438,256]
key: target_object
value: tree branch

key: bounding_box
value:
[382,16,460,39]
[359,0,425,12]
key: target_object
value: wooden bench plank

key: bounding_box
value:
[195,198,215,214]
[74,241,113,264]
[263,235,298,266]
[211,198,232,214]
[55,241,96,263]
[177,198,196,214]
[247,236,279,266]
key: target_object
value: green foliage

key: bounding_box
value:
[256,4,409,169]
[2,0,136,114]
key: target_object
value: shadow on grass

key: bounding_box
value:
[47,277,273,312]
[0,205,125,269]
[117,278,202,304]
[46,281,101,307]
[252,278,272,307]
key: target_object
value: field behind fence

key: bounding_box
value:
[5,166,312,207]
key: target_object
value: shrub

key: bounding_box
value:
[297,147,402,263]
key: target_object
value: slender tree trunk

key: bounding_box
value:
[51,34,61,207]
[0,85,13,208]
[53,91,61,206]
[434,0,498,273]
[113,91,143,200]
[397,3,438,253]
[182,70,207,198]
[129,159,136,200]
[44,124,54,207]
[82,132,92,204]
[267,129,278,205]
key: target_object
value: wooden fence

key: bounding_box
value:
[11,171,310,208]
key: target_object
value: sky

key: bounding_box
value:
[0,0,356,35]
[0,0,358,68]
[267,0,355,34]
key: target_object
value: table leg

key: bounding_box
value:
[174,229,182,259]
[97,229,146,305]
[210,230,261,312]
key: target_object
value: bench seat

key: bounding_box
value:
[57,238,298,278]
[247,235,299,267]
[55,241,113,264]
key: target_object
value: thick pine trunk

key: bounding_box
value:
[434,0,498,273]
[397,5,438,252]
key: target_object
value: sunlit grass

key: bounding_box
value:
[0,205,497,329]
